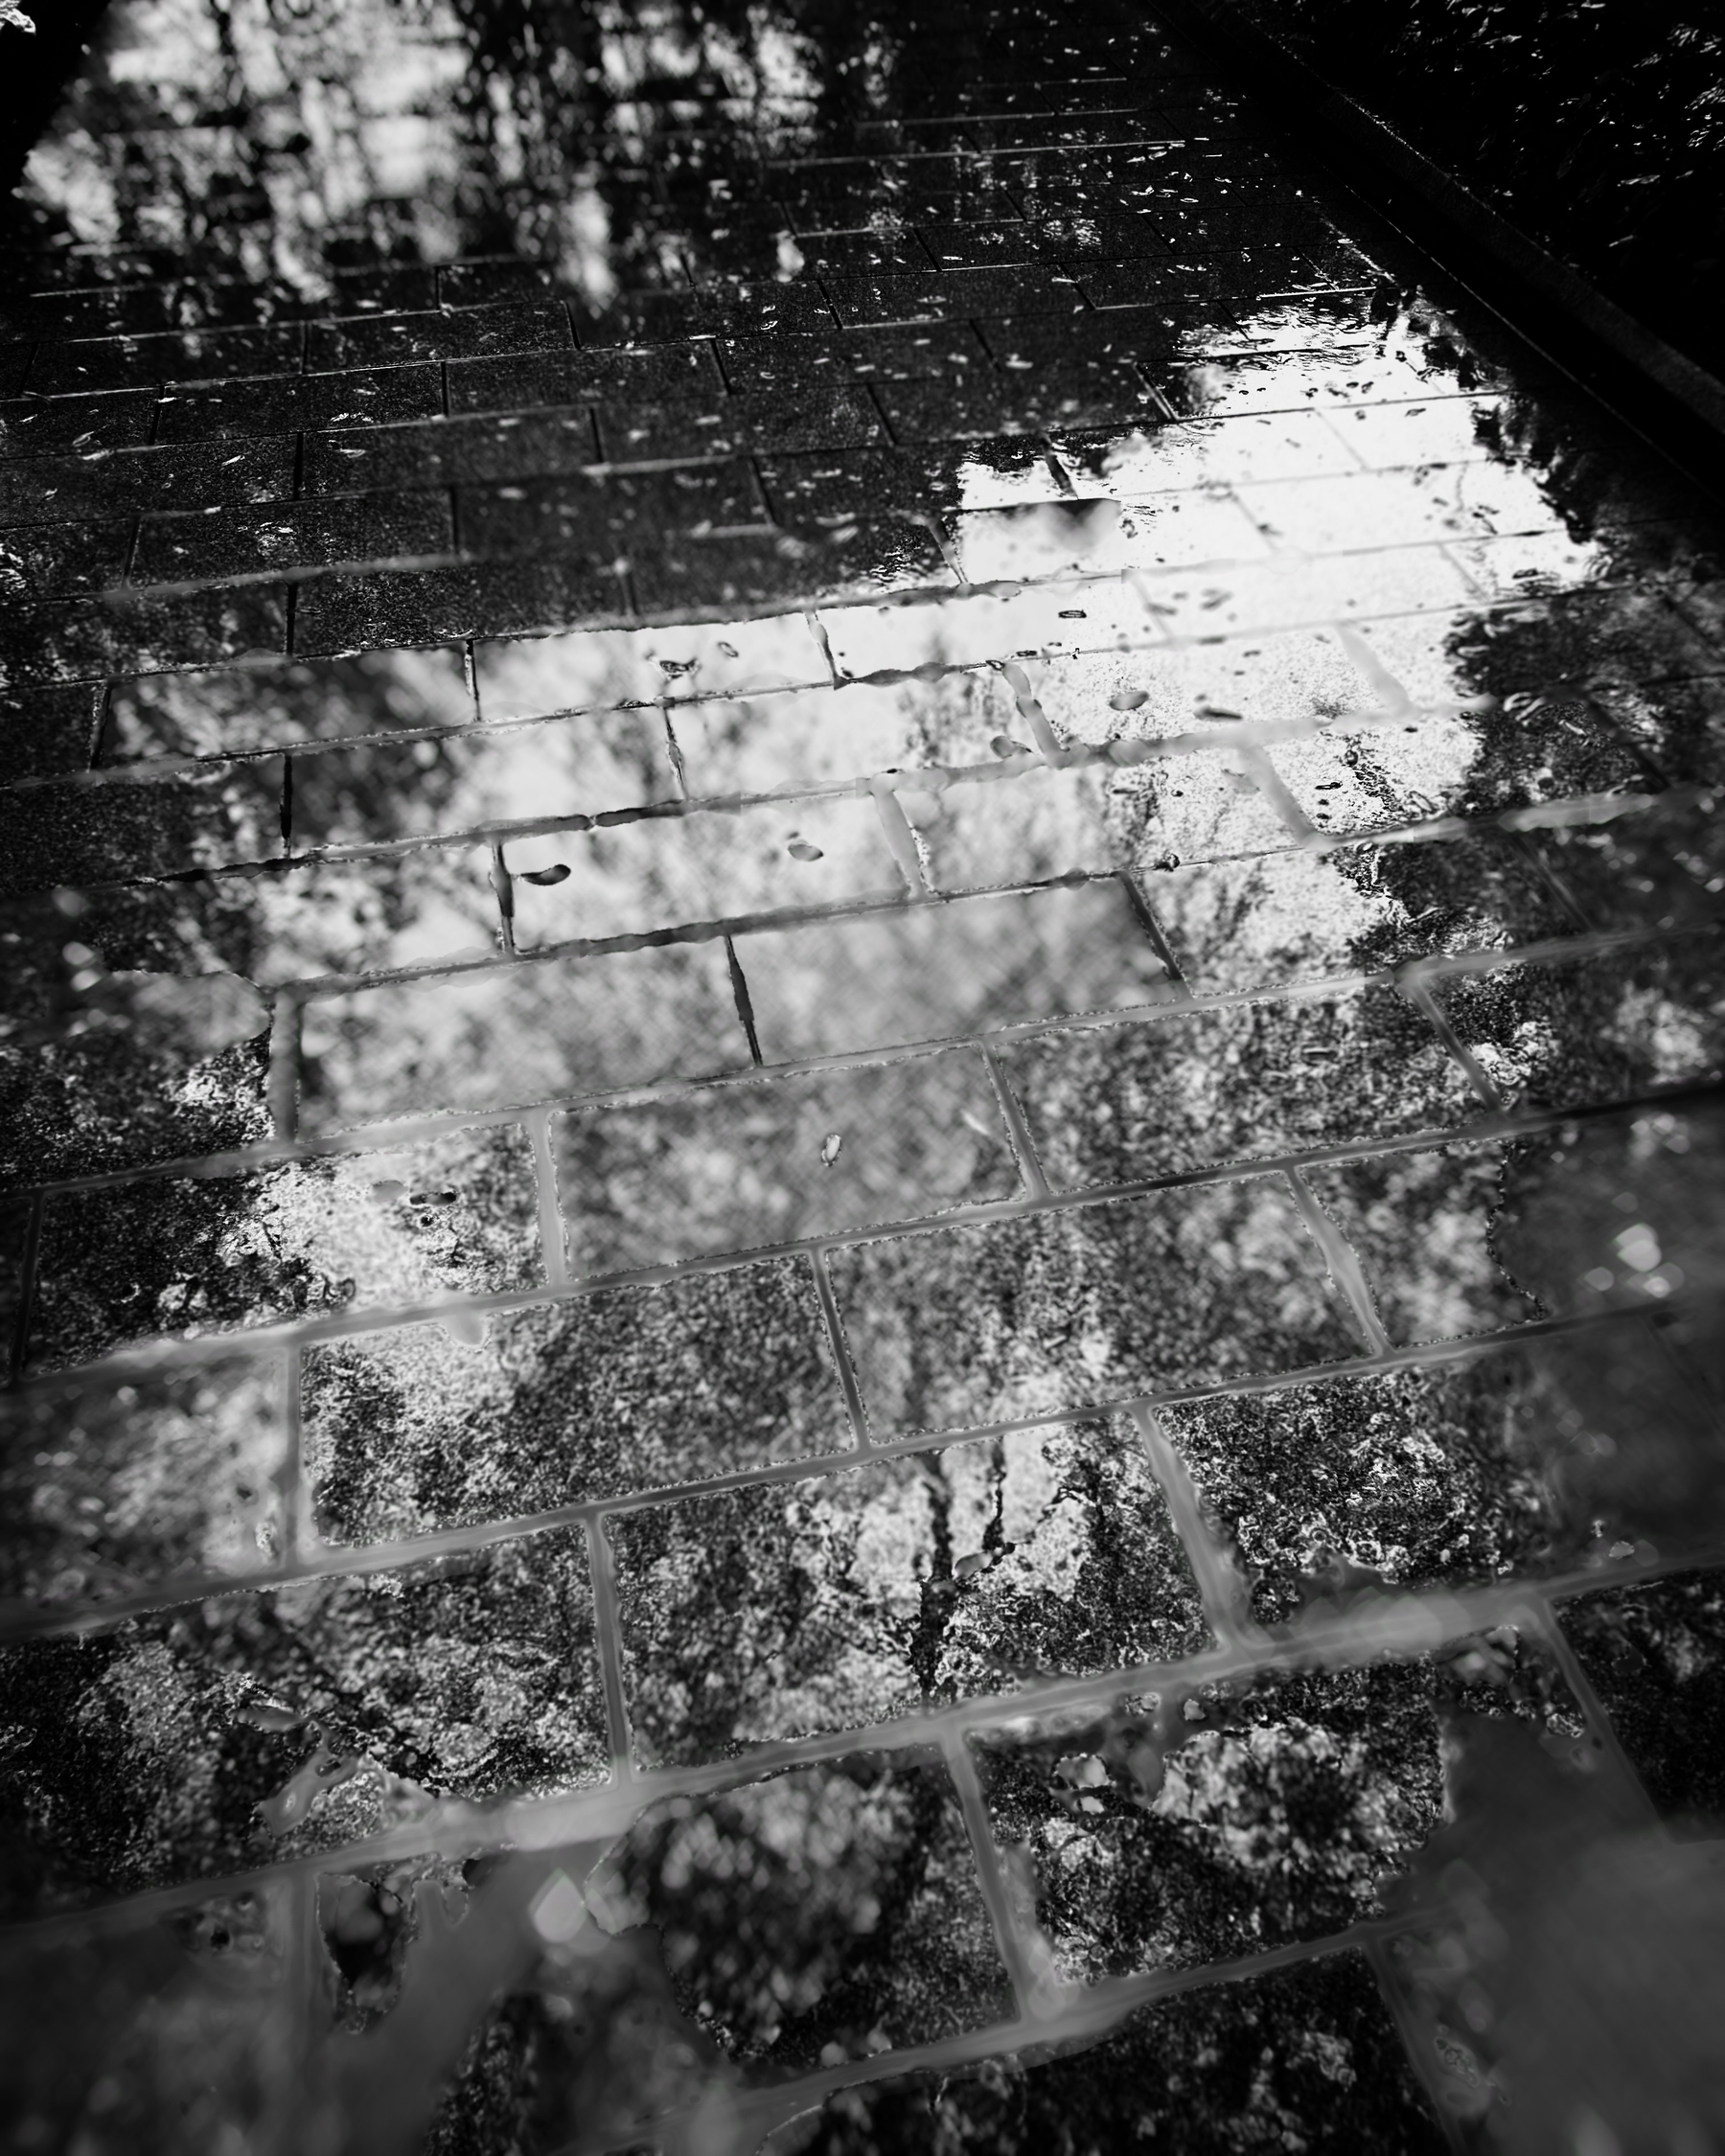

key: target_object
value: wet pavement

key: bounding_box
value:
[1,0,1724,2147]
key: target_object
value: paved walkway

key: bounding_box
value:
[1,0,1723,2148]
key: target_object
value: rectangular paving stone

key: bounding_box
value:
[1430,938,1725,1111]
[301,409,600,495]
[663,676,1000,795]
[969,1639,1584,1979]
[630,519,949,614]
[828,1951,1445,2154]
[0,516,133,598]
[1137,833,1578,991]
[507,793,907,946]
[2,585,288,686]
[103,645,473,760]
[1522,794,1725,933]
[1055,409,1364,496]
[0,436,296,526]
[1300,1139,1541,1347]
[993,987,1480,1190]
[828,1177,1363,1434]
[472,611,832,720]
[1157,1359,1562,1624]
[0,1353,288,1607]
[290,558,630,656]
[1556,1568,1725,1831]
[297,940,750,1131]
[288,705,678,851]
[0,681,102,782]
[552,1048,1019,1273]
[721,323,993,391]
[244,845,504,983]
[456,461,766,558]
[755,444,966,524]
[735,878,1179,1061]
[897,753,1290,888]
[818,582,1156,677]
[445,340,724,415]
[304,1255,847,1541]
[26,323,306,397]
[131,491,453,585]
[0,1526,606,1896]
[0,388,156,460]
[1320,1096,1722,1346]
[0,759,284,898]
[153,364,445,443]
[438,258,560,308]
[608,1415,1209,1766]
[28,1120,543,1369]
[305,300,573,373]
[1131,541,1480,641]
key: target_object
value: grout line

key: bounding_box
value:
[1506,822,1598,934]
[869,779,931,891]
[584,1515,636,1781]
[940,1727,1046,2020]
[489,841,517,956]
[659,704,692,796]
[722,931,765,1064]
[808,1247,871,1448]
[1129,1402,1259,1650]
[279,1343,310,1565]
[84,682,111,770]
[6,1193,45,1387]
[1395,974,1506,1112]
[265,993,300,1144]
[1359,1933,1472,2156]
[1281,1165,1392,1354]
[1519,1594,1664,1825]
[1117,867,1193,994]
[524,1107,568,1289]
[998,658,1066,760]
[1235,741,1319,841]
[979,1040,1050,1199]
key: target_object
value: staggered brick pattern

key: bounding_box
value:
[2,0,1723,2147]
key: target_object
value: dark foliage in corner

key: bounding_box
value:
[1233,0,1725,376]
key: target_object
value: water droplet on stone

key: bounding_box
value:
[1109,687,1149,711]
[787,837,824,861]
[819,1131,843,1166]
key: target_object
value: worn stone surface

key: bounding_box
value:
[305,1258,848,1543]
[609,1418,1208,1766]
[968,1631,1587,1981]
[0,1528,606,1909]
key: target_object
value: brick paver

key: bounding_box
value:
[1,0,1722,2146]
